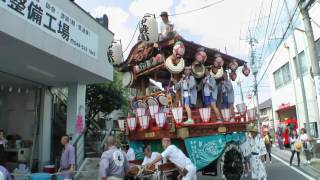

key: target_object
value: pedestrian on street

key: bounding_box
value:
[147,137,197,180]
[289,129,301,167]
[264,131,272,163]
[300,128,312,165]
[240,132,251,178]
[247,123,267,180]
[99,136,129,180]
[58,135,75,179]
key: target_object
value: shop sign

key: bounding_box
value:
[0,0,98,59]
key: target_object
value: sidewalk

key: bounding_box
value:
[272,147,320,177]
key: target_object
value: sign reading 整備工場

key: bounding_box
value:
[0,0,98,59]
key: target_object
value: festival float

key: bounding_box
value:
[108,13,255,179]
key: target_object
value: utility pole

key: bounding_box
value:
[248,34,261,133]
[284,0,311,136]
[237,80,245,104]
[296,0,320,137]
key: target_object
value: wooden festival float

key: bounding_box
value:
[108,13,256,179]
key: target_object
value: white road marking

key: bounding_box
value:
[272,154,315,180]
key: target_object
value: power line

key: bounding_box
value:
[257,4,299,85]
[123,23,139,53]
[169,0,226,17]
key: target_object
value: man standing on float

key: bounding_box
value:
[173,66,197,124]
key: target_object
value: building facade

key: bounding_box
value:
[267,3,320,137]
[0,0,113,171]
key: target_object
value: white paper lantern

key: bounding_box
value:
[108,42,123,65]
[199,107,211,123]
[117,119,126,131]
[135,108,146,117]
[155,112,167,128]
[236,103,247,115]
[221,109,231,121]
[138,115,150,130]
[148,105,159,119]
[247,109,256,121]
[127,117,137,131]
[139,13,158,43]
[171,107,183,124]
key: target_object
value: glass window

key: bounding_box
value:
[293,51,308,77]
[273,63,291,89]
[304,122,318,137]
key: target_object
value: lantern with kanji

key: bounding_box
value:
[199,107,211,123]
[139,13,158,43]
[117,119,126,131]
[148,105,159,119]
[108,42,123,65]
[155,112,167,128]
[127,117,137,131]
[171,107,183,124]
[138,115,150,130]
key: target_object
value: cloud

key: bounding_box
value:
[172,0,262,60]
[90,6,134,57]
[129,0,174,18]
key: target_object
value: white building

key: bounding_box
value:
[0,0,113,171]
[267,3,320,137]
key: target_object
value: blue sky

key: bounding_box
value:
[74,0,300,107]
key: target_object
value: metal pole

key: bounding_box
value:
[254,72,261,133]
[284,0,310,136]
[296,0,320,137]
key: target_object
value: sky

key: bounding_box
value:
[74,0,299,107]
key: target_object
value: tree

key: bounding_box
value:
[86,70,130,131]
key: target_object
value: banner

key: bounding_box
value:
[184,133,245,170]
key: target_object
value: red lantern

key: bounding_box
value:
[138,115,150,130]
[242,64,250,77]
[155,112,167,128]
[127,117,137,131]
[171,107,183,124]
[229,59,239,71]
[229,71,237,81]
[199,107,211,123]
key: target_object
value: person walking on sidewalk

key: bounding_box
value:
[300,128,312,165]
[289,129,302,167]
[58,135,75,179]
[247,123,267,180]
[264,131,272,163]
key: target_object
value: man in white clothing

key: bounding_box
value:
[146,138,197,180]
[121,141,135,161]
[159,11,176,41]
[142,145,161,166]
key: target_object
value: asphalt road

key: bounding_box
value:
[198,155,316,180]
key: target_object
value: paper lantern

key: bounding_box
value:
[135,108,146,117]
[242,64,250,77]
[138,115,150,130]
[236,103,247,115]
[221,109,231,121]
[155,112,167,128]
[173,41,185,58]
[229,71,237,81]
[171,107,183,124]
[108,42,123,65]
[229,59,239,71]
[199,107,211,123]
[247,109,256,121]
[139,13,158,43]
[117,119,126,131]
[127,117,137,131]
[148,105,159,119]
[195,48,207,63]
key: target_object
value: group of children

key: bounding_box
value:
[172,66,234,124]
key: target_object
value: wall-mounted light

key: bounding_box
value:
[0,85,4,91]
[8,87,13,93]
[17,88,21,94]
[25,88,29,94]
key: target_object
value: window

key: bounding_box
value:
[293,51,308,77]
[304,122,318,137]
[273,63,291,89]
